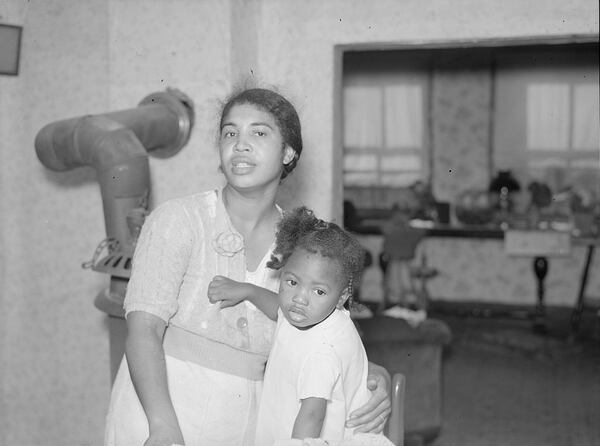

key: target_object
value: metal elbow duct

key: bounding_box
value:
[34,89,194,312]
[37,115,150,173]
[35,89,194,170]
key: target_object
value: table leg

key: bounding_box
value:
[570,244,595,335]
[533,256,548,334]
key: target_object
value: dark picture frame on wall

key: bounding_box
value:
[0,24,23,76]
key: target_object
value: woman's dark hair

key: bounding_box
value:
[268,207,366,299]
[220,88,303,179]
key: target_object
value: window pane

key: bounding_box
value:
[380,172,421,187]
[571,157,600,169]
[380,154,421,171]
[384,85,423,149]
[527,84,570,150]
[573,84,600,150]
[344,153,378,171]
[344,172,379,186]
[528,156,568,169]
[343,86,382,148]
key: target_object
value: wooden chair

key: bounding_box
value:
[359,317,452,444]
[386,373,406,446]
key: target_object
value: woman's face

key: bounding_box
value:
[278,248,349,329]
[219,103,295,191]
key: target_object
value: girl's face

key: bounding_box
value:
[278,248,349,329]
[219,103,295,191]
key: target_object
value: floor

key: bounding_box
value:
[425,303,600,446]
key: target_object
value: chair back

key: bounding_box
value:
[386,373,406,446]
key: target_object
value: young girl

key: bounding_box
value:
[104,87,391,446]
[255,207,394,446]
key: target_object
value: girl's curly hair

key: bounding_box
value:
[268,207,366,300]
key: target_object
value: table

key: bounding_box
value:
[353,221,598,335]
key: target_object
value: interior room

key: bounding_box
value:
[1,1,598,445]
[342,42,599,308]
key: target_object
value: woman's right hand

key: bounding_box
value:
[144,422,185,446]
[126,312,183,446]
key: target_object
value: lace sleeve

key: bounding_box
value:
[124,199,195,322]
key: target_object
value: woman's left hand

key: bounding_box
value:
[207,275,250,308]
[346,362,392,434]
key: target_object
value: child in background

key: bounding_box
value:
[381,205,427,319]
[255,207,394,446]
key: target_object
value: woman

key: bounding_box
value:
[104,88,391,446]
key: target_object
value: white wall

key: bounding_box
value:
[1,1,232,444]
[253,0,599,218]
[0,0,597,444]
[1,2,112,444]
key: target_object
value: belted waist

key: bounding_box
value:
[163,325,268,381]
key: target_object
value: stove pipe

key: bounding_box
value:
[34,89,194,313]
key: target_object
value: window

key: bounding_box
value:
[343,83,424,187]
[341,44,599,216]
[527,82,599,171]
[493,44,599,190]
[342,51,430,209]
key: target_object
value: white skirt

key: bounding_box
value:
[104,354,262,446]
